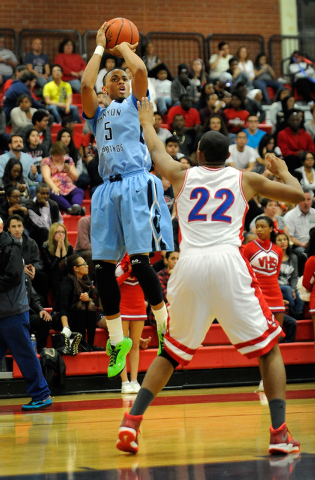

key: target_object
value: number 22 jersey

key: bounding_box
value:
[176,166,248,251]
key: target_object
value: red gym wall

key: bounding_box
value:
[1,0,280,42]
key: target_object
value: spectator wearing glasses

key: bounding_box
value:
[43,65,82,124]
[53,254,101,351]
[243,115,267,150]
[0,186,28,227]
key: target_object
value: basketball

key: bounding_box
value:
[105,18,139,52]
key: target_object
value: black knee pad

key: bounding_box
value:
[159,348,180,369]
[93,260,121,316]
[130,254,163,305]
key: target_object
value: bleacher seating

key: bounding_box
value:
[1,30,315,396]
[11,320,315,379]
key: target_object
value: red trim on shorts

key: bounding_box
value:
[164,344,190,366]
[164,333,196,355]
[243,333,281,359]
[234,323,281,349]
[270,306,286,313]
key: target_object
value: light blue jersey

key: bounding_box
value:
[83,94,151,178]
[83,93,174,260]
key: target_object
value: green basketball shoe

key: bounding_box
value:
[107,336,133,378]
[157,330,165,356]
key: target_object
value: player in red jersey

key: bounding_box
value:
[115,98,304,456]
[244,216,285,319]
[302,227,315,350]
[244,215,285,394]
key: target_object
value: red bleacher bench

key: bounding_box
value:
[11,320,315,378]
[259,123,272,133]
[72,93,82,104]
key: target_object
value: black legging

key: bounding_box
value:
[29,313,51,351]
[68,306,97,347]
[294,78,315,103]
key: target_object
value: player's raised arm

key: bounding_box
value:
[110,42,147,100]
[242,153,305,205]
[81,23,107,118]
[138,98,186,191]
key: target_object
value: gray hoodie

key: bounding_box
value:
[0,230,29,319]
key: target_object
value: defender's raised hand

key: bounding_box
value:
[137,97,155,127]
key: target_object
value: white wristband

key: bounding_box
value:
[94,45,105,56]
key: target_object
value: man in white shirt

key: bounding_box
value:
[25,183,63,247]
[284,189,315,274]
[209,41,233,81]
[226,131,257,172]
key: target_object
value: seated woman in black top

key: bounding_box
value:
[0,158,30,199]
[53,254,103,351]
[40,222,73,298]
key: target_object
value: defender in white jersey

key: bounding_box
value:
[81,24,172,379]
[116,98,304,456]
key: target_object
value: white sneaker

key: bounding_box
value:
[254,380,264,393]
[121,382,134,394]
[130,380,141,393]
[62,326,72,338]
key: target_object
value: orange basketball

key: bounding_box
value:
[105,18,139,52]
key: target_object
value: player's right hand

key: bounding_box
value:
[137,97,155,126]
[109,42,138,57]
[265,153,288,178]
[96,22,107,49]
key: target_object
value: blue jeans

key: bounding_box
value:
[0,311,50,401]
[35,75,52,88]
[68,79,82,93]
[253,79,283,104]
[47,104,82,124]
[280,314,297,343]
[156,96,172,115]
[280,285,304,314]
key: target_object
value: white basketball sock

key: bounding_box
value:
[106,316,124,346]
[152,303,167,333]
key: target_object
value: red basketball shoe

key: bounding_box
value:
[116,412,143,454]
[269,422,300,455]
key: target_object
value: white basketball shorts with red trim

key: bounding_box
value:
[164,246,283,366]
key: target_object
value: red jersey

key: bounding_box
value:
[243,239,284,312]
[115,254,147,322]
[302,256,315,313]
[223,108,249,133]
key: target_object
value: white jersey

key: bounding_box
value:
[176,166,248,250]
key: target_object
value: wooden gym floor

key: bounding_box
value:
[0,383,314,480]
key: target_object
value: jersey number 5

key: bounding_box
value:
[104,122,113,141]
[188,187,235,223]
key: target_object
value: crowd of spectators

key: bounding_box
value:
[1,34,315,358]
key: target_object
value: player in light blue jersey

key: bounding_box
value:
[81,22,174,379]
